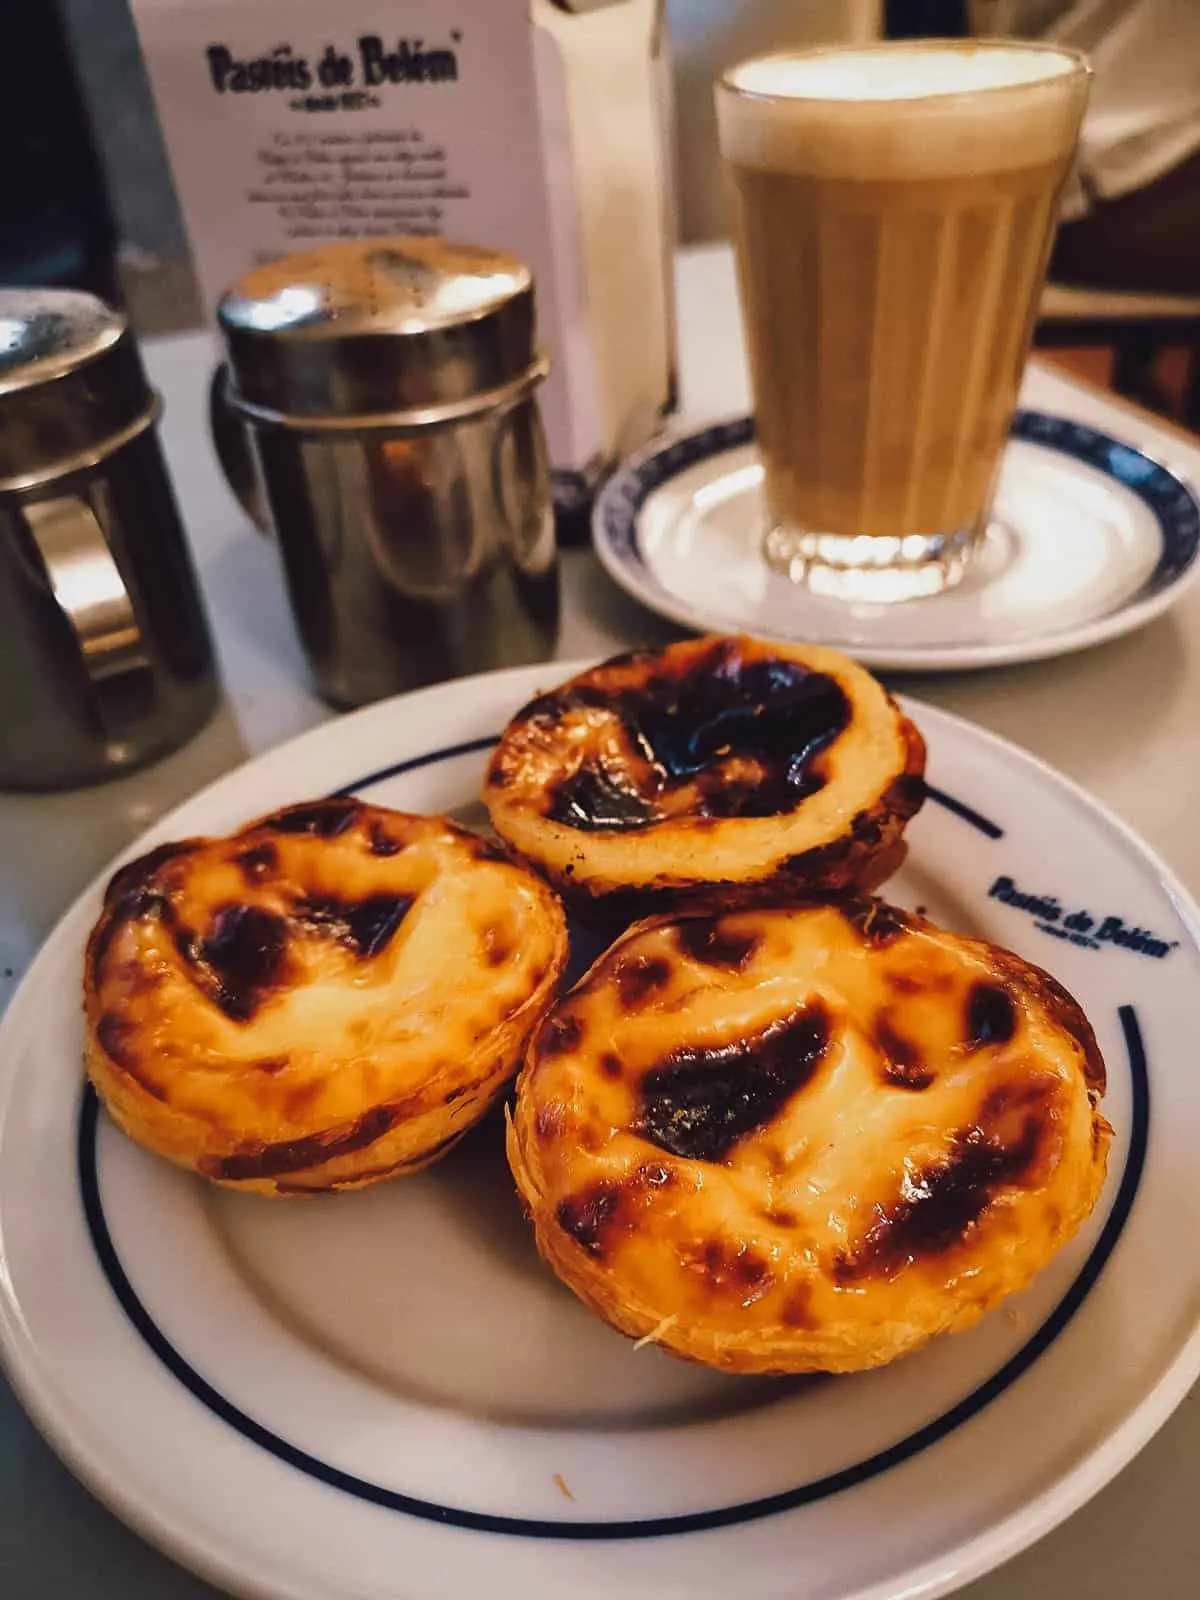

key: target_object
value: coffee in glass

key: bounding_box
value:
[716,41,1089,602]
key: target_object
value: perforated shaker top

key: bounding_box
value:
[0,289,151,486]
[217,237,540,420]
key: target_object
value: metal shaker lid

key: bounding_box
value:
[0,290,155,490]
[217,237,545,427]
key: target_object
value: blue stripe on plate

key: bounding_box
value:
[925,784,1005,839]
[332,735,501,797]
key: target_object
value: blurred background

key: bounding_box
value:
[5,0,1197,425]
[20,0,882,328]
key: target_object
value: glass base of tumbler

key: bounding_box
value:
[763,522,980,604]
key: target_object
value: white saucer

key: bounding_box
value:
[2,662,1200,1600]
[593,412,1200,671]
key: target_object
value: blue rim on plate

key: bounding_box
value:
[593,411,1200,664]
[76,737,1149,1541]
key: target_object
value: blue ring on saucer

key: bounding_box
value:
[595,409,1200,605]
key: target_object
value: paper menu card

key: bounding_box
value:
[130,0,675,480]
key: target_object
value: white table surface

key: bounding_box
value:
[3,243,1200,1598]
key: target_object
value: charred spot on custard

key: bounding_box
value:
[204,1102,397,1182]
[183,903,291,1023]
[278,1127,466,1192]
[368,820,403,856]
[690,1238,773,1302]
[299,893,414,958]
[614,954,671,1009]
[481,922,514,967]
[517,687,582,729]
[981,1076,1060,1162]
[86,913,126,979]
[835,1100,1054,1283]
[598,647,655,674]
[885,970,923,996]
[966,981,1017,1050]
[267,799,358,838]
[102,840,194,908]
[556,1182,622,1258]
[91,845,191,971]
[106,958,161,1000]
[781,1283,815,1328]
[552,1159,672,1260]
[634,1003,830,1164]
[234,841,278,883]
[539,1012,584,1058]
[692,763,827,821]
[468,836,507,863]
[875,1012,933,1090]
[95,1012,168,1101]
[887,772,927,816]
[849,812,883,847]
[538,643,851,831]
[675,919,761,970]
[600,1052,623,1079]
[96,1011,137,1068]
[634,1161,672,1190]
[839,899,911,947]
[546,762,660,832]
[638,644,849,791]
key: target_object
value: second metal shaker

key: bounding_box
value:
[216,238,560,709]
[0,290,217,790]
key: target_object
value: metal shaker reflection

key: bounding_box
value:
[215,237,560,708]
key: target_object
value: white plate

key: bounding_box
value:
[2,661,1200,1600]
[593,412,1200,671]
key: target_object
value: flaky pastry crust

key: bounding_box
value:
[508,900,1110,1373]
[85,798,567,1195]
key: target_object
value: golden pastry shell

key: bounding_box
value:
[484,635,925,912]
[84,797,568,1195]
[508,899,1110,1374]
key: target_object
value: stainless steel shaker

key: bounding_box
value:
[0,291,217,790]
[215,238,560,709]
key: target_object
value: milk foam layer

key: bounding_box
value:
[718,42,1088,180]
[731,45,1076,101]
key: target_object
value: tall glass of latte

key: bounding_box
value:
[716,42,1089,602]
